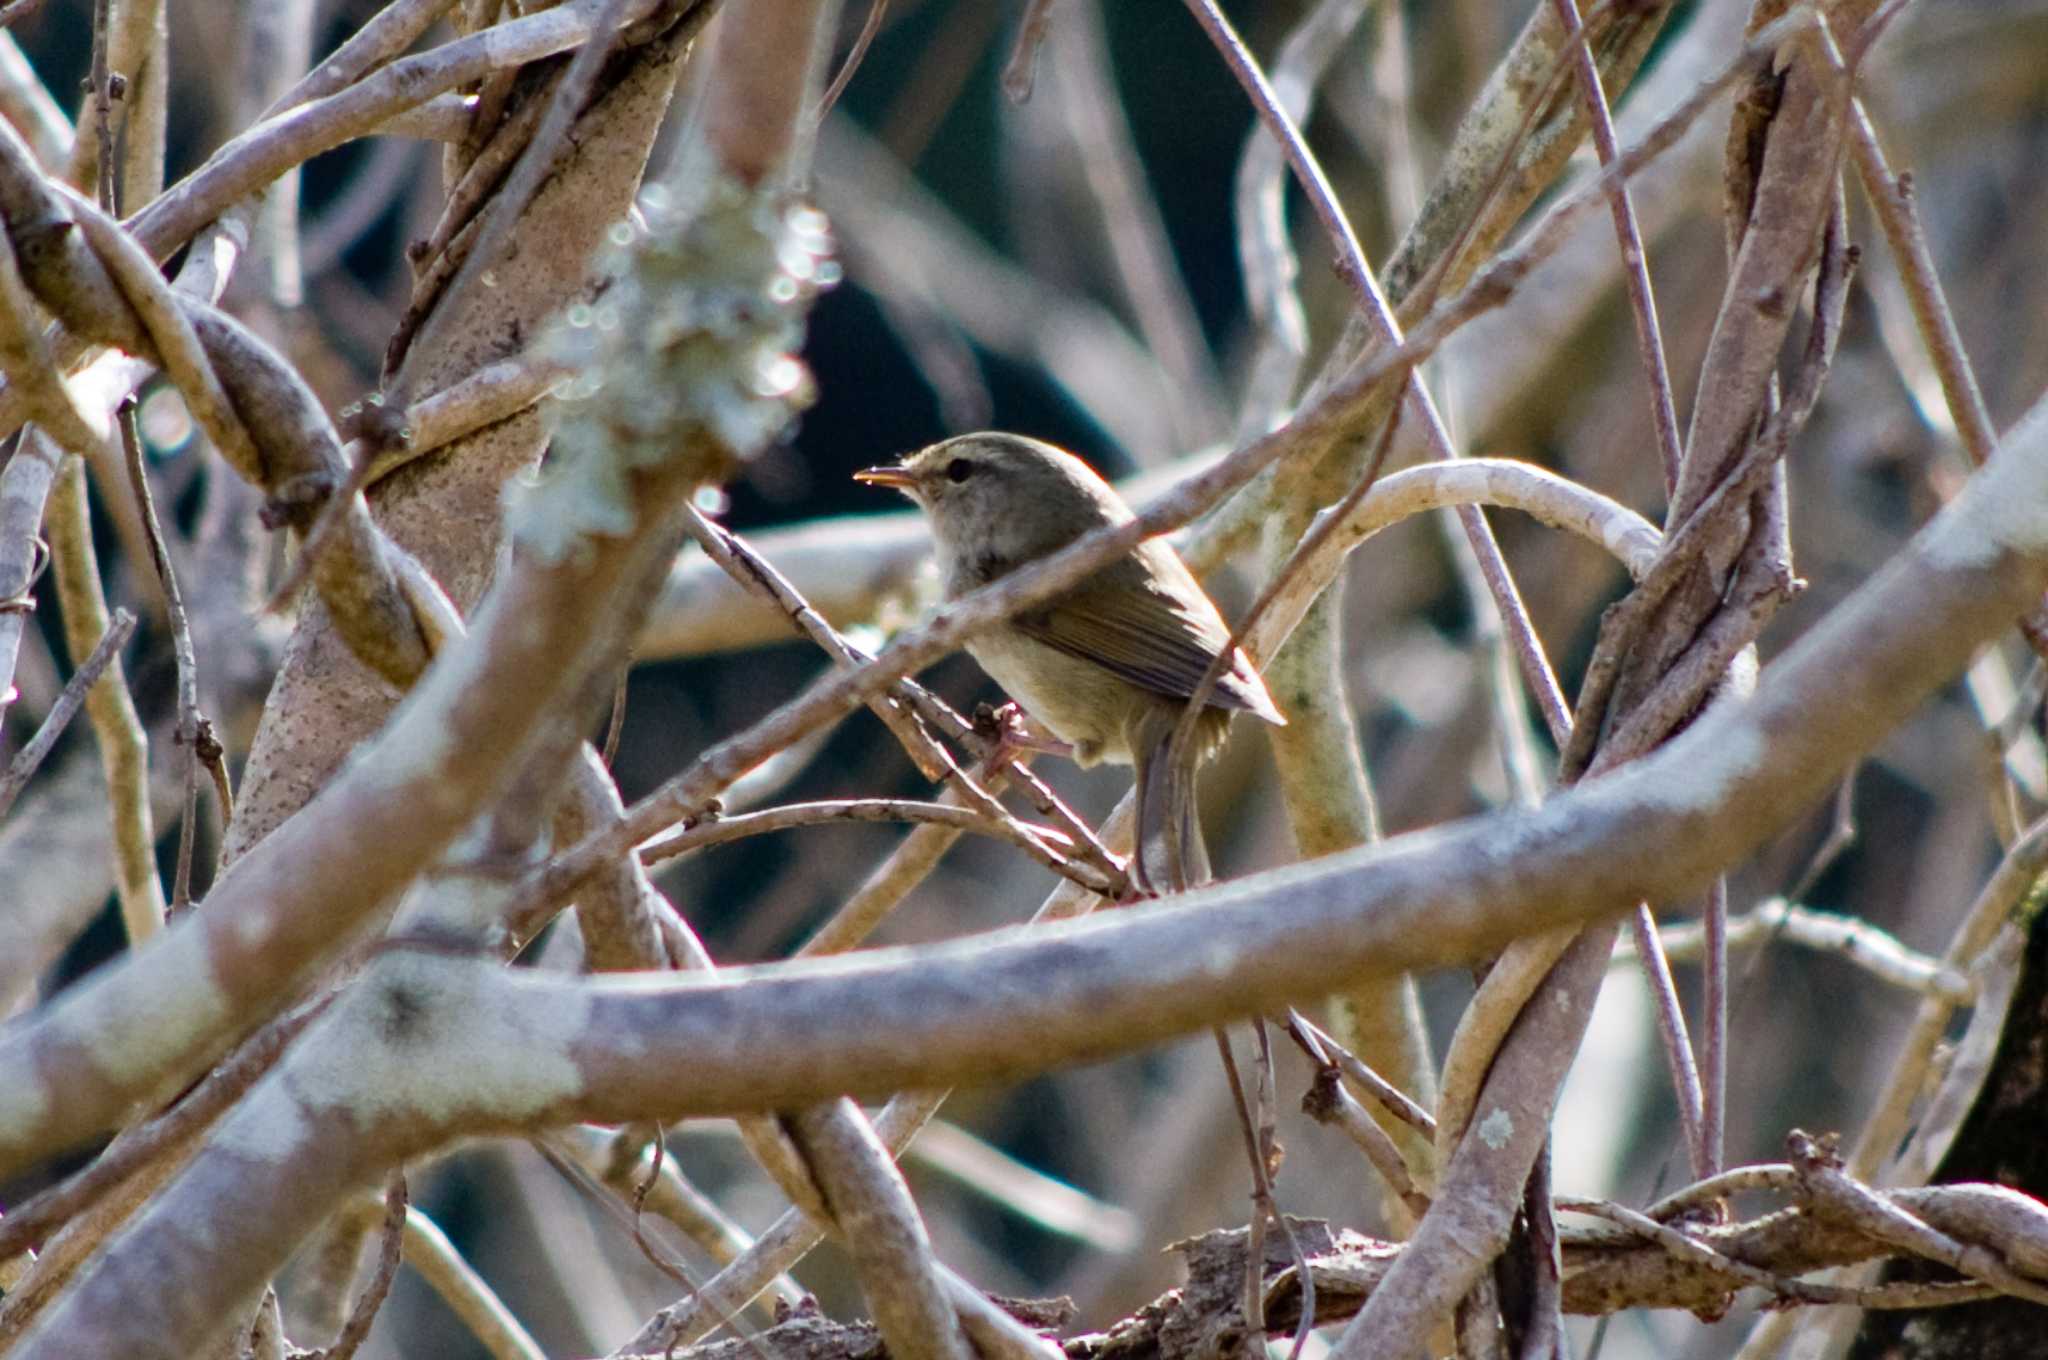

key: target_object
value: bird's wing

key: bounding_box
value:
[1013,547,1285,725]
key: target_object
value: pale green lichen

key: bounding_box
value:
[85,934,235,1086]
[286,952,594,1133]
[514,177,837,561]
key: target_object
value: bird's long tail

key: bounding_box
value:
[1131,708,1210,895]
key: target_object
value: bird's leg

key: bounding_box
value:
[973,702,1155,903]
[972,700,1073,771]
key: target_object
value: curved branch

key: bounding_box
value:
[1247,457,1661,667]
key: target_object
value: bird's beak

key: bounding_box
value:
[853,465,917,490]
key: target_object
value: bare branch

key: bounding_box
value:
[0,606,133,820]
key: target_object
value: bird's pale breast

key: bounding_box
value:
[965,625,1147,766]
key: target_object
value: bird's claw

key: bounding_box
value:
[973,701,1071,771]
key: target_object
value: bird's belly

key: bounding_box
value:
[965,629,1138,766]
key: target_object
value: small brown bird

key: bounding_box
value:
[856,432,1284,892]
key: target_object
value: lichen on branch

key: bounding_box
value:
[515,180,838,560]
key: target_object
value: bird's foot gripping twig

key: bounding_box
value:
[972,700,1073,769]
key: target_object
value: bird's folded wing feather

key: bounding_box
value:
[1014,550,1285,724]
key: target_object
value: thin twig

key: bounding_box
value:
[1295,1034,1432,1217]
[1788,768,1859,904]
[86,0,117,209]
[602,655,629,768]
[1284,1009,1437,1138]
[1519,1149,1567,1360]
[1645,895,1973,1004]
[1545,0,1683,491]
[1212,1028,1271,1337]
[324,1174,408,1360]
[564,1126,800,1306]
[196,717,233,824]
[530,1133,775,1340]
[118,402,204,909]
[1253,1018,1318,1360]
[819,0,886,118]
[684,506,947,780]
[638,797,1106,892]
[0,607,133,821]
[1192,1021,1317,1359]
[1700,876,1728,1176]
[1843,110,1992,463]
[1380,0,1618,333]
[1642,1163,1799,1221]
[1181,0,1368,300]
[794,772,1018,958]
[1629,901,1709,1179]
[1463,501,1570,740]
[1001,0,1060,103]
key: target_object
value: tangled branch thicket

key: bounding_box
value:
[1,1,2046,1357]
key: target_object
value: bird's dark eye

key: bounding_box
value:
[945,457,975,484]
